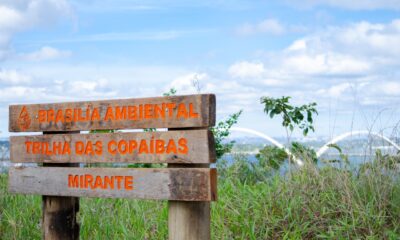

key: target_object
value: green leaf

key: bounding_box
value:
[260,96,318,136]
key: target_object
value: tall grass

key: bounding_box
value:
[214,153,400,239]
[0,174,168,239]
[1,154,399,239]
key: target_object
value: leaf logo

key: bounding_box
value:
[18,106,31,131]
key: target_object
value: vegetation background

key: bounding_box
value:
[1,154,400,239]
[1,95,400,239]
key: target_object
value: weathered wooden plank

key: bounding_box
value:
[9,94,216,132]
[8,167,217,201]
[42,131,80,240]
[169,201,210,240]
[10,130,216,164]
[168,163,213,240]
[42,195,79,240]
[168,125,213,240]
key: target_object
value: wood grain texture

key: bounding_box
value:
[9,94,216,132]
[10,130,216,164]
[42,194,79,240]
[169,201,210,240]
[42,132,80,240]
[8,167,217,201]
[168,164,213,240]
[167,126,213,240]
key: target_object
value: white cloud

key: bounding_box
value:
[270,19,400,78]
[258,19,285,35]
[0,5,24,31]
[68,78,111,94]
[0,0,73,60]
[283,20,400,61]
[165,70,264,114]
[284,52,371,75]
[316,82,353,98]
[0,69,31,84]
[377,81,400,96]
[0,64,189,106]
[263,79,288,86]
[0,70,119,106]
[0,86,46,102]
[1,16,400,137]
[336,20,400,57]
[236,18,285,36]
[167,72,209,94]
[20,46,71,61]
[228,19,400,113]
[228,61,265,78]
[287,39,307,51]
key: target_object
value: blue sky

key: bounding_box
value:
[1,0,400,139]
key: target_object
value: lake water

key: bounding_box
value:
[222,154,373,165]
[0,154,387,174]
[218,153,379,174]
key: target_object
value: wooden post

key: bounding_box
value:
[8,94,216,239]
[42,131,79,240]
[168,164,211,240]
[168,125,212,240]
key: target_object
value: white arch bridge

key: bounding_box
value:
[230,127,400,166]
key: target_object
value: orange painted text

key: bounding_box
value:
[68,174,134,190]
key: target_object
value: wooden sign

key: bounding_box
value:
[8,167,217,201]
[9,94,216,132]
[10,130,215,164]
[8,93,218,240]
